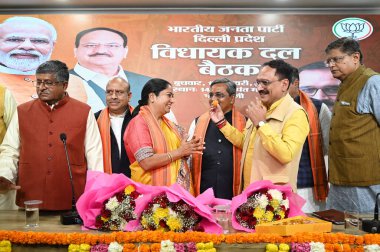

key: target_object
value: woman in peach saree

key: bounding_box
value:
[124,78,203,193]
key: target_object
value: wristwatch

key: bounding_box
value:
[257,120,266,129]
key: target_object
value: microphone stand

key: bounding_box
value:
[362,193,380,233]
[60,133,83,225]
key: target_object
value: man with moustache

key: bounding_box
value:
[325,37,380,213]
[188,78,246,199]
[214,60,309,192]
[70,27,151,112]
[0,16,85,104]
[299,61,341,112]
[95,77,133,177]
[0,16,56,104]
[0,60,103,210]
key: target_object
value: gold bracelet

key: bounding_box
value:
[167,152,173,163]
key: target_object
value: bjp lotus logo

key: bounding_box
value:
[332,17,373,40]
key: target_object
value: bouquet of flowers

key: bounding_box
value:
[139,192,202,232]
[128,183,223,233]
[231,180,305,232]
[95,184,140,231]
[235,188,289,230]
[77,171,152,231]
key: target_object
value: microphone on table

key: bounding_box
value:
[59,133,83,225]
[362,193,380,233]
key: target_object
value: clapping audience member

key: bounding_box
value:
[215,60,309,192]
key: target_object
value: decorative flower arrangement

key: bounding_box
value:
[68,243,91,252]
[77,171,152,231]
[196,242,216,252]
[90,243,109,252]
[94,185,140,231]
[3,232,380,252]
[266,243,290,252]
[231,180,305,232]
[160,240,175,252]
[235,188,290,230]
[266,242,325,252]
[291,242,325,252]
[0,240,11,252]
[140,193,202,232]
[365,244,380,252]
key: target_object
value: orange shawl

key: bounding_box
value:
[299,91,329,201]
[97,105,133,174]
[140,106,191,189]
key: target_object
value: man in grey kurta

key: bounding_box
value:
[325,37,380,213]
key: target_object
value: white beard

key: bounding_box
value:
[0,49,52,72]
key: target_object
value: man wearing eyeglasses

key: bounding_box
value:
[214,60,309,192]
[188,78,246,199]
[324,37,380,213]
[298,61,341,112]
[289,67,331,213]
[95,77,133,177]
[0,60,104,211]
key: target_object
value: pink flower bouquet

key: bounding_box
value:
[127,183,223,234]
[76,171,153,231]
[231,180,305,232]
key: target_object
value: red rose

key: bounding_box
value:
[282,192,287,200]
[249,217,257,227]
[266,205,274,212]
[274,214,282,220]
[159,219,168,228]
[115,192,124,202]
[130,191,140,199]
[95,215,104,228]
[101,208,112,218]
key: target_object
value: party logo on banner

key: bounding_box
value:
[332,17,373,40]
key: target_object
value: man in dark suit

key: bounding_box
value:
[95,77,133,177]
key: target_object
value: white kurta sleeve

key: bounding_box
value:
[84,110,104,172]
[0,110,20,182]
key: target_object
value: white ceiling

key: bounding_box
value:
[1,0,380,12]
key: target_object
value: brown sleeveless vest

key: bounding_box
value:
[16,96,90,210]
[329,65,380,186]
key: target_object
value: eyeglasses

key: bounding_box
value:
[324,54,349,67]
[253,78,283,87]
[33,80,66,88]
[105,90,129,97]
[300,85,339,96]
[80,43,123,49]
[208,92,227,99]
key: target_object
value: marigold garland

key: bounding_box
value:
[1,231,380,250]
